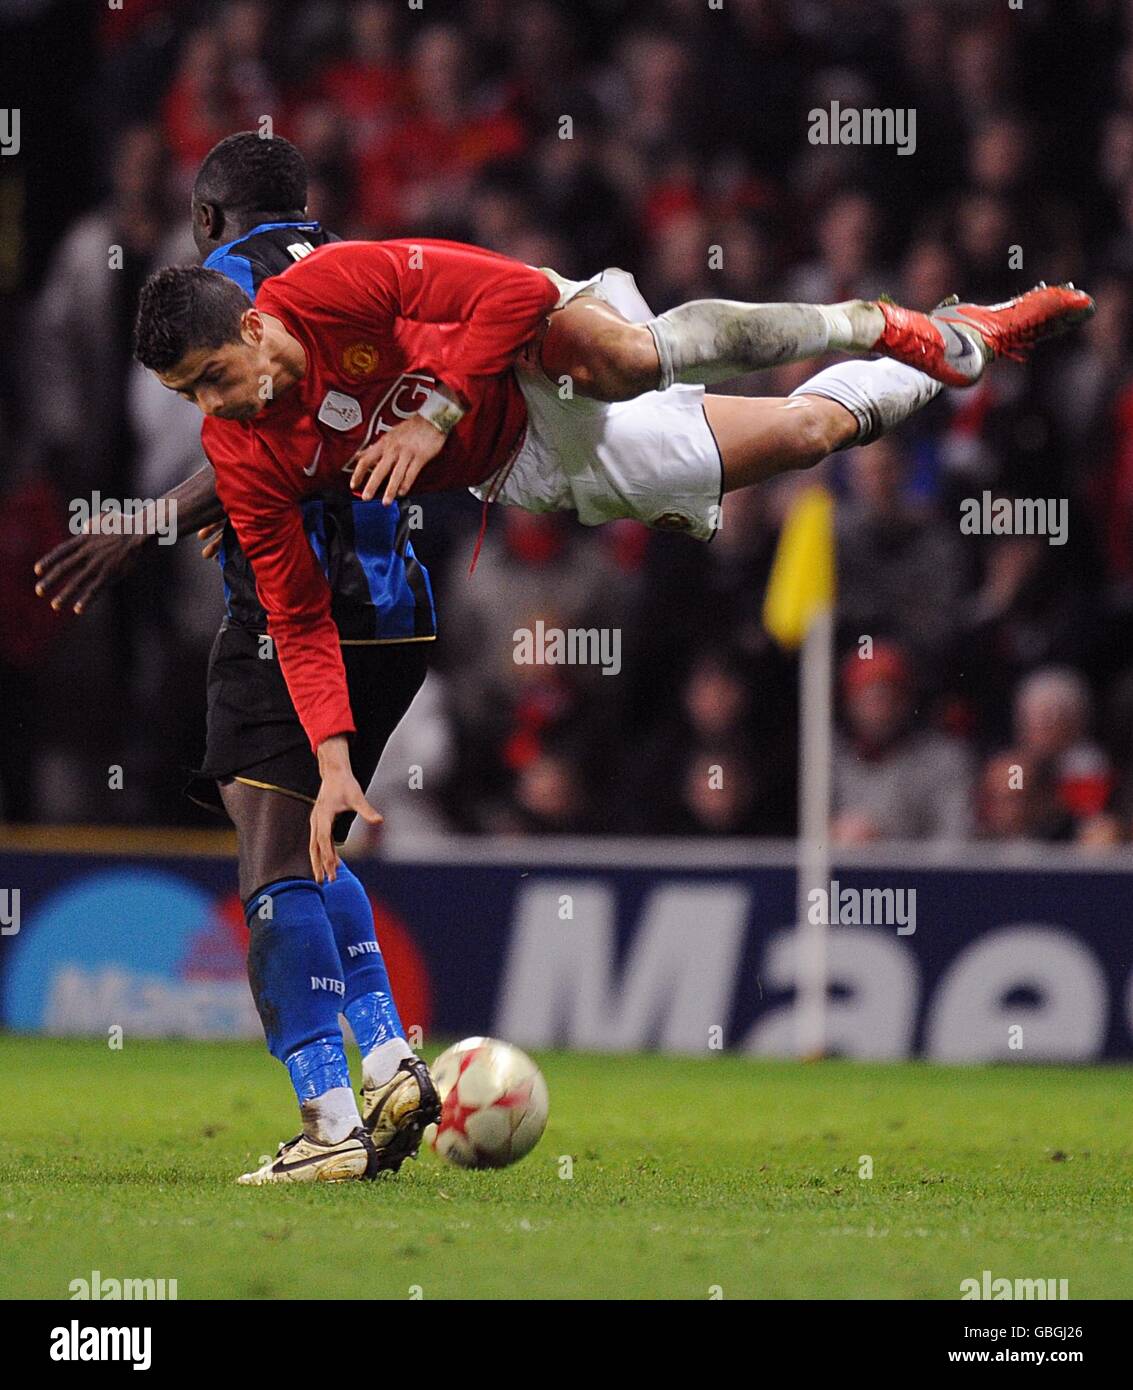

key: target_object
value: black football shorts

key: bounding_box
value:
[187,625,431,842]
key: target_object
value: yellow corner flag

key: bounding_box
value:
[762,485,835,648]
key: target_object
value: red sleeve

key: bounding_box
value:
[204,424,355,753]
[282,239,560,404]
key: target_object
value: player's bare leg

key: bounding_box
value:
[706,352,948,492]
[704,395,858,493]
[538,283,1094,400]
[220,778,312,903]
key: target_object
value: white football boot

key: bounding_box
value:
[361,1057,441,1174]
[237,1126,378,1185]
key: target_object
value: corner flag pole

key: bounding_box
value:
[760,484,836,1060]
[795,603,833,1058]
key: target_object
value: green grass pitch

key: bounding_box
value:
[0,1036,1129,1300]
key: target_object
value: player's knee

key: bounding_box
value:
[794,398,842,462]
[586,326,658,401]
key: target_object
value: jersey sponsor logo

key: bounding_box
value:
[302,442,323,477]
[317,390,363,431]
[285,240,315,262]
[342,341,381,380]
[343,372,436,472]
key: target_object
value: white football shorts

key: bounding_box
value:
[469,267,724,541]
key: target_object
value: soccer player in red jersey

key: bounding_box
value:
[36,140,446,1186]
[132,237,1093,883]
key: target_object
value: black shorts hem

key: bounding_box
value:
[189,629,429,837]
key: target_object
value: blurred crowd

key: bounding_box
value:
[3,0,1133,848]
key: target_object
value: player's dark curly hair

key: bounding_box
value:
[133,266,252,372]
[192,131,308,218]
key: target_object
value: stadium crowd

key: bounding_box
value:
[3,0,1133,848]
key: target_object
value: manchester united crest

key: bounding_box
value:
[651,511,694,533]
[341,341,379,380]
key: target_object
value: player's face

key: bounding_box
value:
[158,332,268,421]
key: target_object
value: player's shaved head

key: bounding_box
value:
[134,266,251,373]
[191,132,309,257]
[194,132,308,217]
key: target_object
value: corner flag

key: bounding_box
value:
[762,485,836,647]
[761,483,837,1057]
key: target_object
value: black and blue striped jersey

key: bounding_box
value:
[203,221,436,643]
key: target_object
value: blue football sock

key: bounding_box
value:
[244,878,352,1105]
[322,863,407,1060]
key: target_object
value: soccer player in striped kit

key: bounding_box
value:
[36,134,441,1185]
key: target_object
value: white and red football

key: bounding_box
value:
[424,1037,549,1169]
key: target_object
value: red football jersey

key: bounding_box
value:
[202,238,559,752]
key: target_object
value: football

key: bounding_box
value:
[424,1037,549,1169]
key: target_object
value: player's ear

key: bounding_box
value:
[240,309,264,346]
[194,201,222,244]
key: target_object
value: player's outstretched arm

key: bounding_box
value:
[164,462,227,532]
[33,464,226,615]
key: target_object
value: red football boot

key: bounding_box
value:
[874,283,1095,388]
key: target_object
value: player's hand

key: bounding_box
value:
[310,736,383,883]
[198,521,224,560]
[33,530,146,616]
[348,414,446,505]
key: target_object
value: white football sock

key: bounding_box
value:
[789,357,942,446]
[820,300,886,352]
[302,1085,362,1144]
[646,298,887,389]
[362,1037,415,1090]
